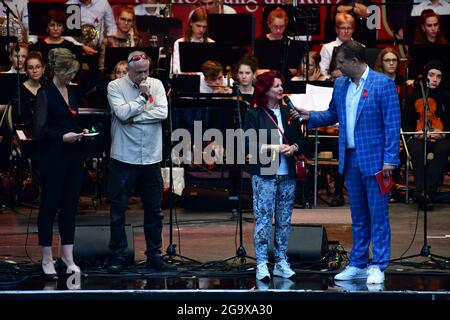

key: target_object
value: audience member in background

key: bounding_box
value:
[320,13,355,78]
[107,6,142,48]
[291,51,327,81]
[33,48,86,279]
[403,60,450,210]
[244,70,304,281]
[413,10,448,45]
[411,0,450,16]
[171,7,214,75]
[134,0,167,17]
[30,10,81,65]
[110,60,128,80]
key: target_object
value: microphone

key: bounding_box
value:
[283,96,303,123]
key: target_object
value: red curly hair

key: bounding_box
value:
[254,70,282,107]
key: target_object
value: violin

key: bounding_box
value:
[318,126,339,135]
[414,79,444,133]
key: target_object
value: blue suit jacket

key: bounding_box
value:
[308,68,401,176]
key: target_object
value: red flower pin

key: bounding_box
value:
[363,89,368,98]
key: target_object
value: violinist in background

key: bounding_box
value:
[403,60,450,210]
[107,6,142,48]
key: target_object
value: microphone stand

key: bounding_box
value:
[162,32,200,265]
[222,82,255,265]
[390,78,449,268]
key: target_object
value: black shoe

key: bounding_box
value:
[108,255,127,274]
[329,195,345,207]
[147,256,177,271]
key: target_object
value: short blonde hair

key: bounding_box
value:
[48,48,79,75]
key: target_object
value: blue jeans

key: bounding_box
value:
[108,159,164,259]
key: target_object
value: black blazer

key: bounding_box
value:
[33,81,80,144]
[243,105,304,178]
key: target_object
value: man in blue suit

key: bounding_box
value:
[295,41,401,284]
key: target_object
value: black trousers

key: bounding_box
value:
[408,138,450,198]
[37,143,84,246]
[108,159,164,259]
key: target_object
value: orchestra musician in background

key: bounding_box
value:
[107,6,142,48]
[413,10,448,45]
[171,7,214,75]
[110,60,128,80]
[30,10,81,68]
[403,60,450,211]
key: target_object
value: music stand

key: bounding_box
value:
[104,46,160,74]
[207,14,255,47]
[135,16,182,48]
[179,43,248,73]
[27,2,81,37]
[171,74,200,95]
[0,73,26,104]
[253,38,305,72]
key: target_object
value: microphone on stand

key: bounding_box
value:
[283,96,303,124]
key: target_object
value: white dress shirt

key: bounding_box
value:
[107,75,168,165]
[411,0,450,16]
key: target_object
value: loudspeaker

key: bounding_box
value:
[73,224,134,265]
[269,224,328,263]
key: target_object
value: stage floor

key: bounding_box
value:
[1,196,450,303]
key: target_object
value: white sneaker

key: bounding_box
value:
[366,266,385,284]
[256,263,270,281]
[273,260,296,278]
[334,266,368,281]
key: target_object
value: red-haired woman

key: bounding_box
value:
[243,70,304,282]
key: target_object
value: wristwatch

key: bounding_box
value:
[140,92,149,101]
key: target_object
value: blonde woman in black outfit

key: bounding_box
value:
[33,48,88,279]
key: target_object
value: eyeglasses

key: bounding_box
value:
[128,54,148,64]
[383,59,398,63]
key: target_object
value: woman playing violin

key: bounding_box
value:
[403,60,450,210]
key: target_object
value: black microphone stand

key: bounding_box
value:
[162,33,200,265]
[390,78,449,268]
[222,82,255,265]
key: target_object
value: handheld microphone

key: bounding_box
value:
[283,96,303,123]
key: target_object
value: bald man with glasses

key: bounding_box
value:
[106,51,176,273]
